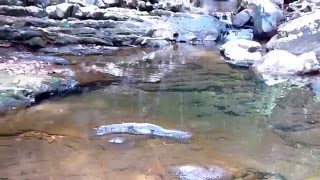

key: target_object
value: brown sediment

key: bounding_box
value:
[0,130,64,143]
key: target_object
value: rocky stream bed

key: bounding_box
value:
[1,0,320,179]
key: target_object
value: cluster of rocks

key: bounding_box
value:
[0,0,230,112]
[0,48,79,113]
[0,0,319,110]
[0,0,231,48]
[220,0,320,87]
[232,0,285,38]
[1,0,203,12]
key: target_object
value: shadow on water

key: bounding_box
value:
[0,44,320,178]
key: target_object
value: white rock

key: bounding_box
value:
[220,39,261,67]
[266,34,278,50]
[253,50,320,75]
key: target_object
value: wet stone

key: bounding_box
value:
[233,168,287,180]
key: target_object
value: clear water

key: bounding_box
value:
[1,44,320,179]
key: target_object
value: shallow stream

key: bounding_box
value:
[1,43,320,179]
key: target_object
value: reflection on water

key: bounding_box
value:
[1,44,320,179]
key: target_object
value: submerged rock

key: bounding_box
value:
[220,39,261,67]
[170,165,228,180]
[233,168,287,180]
[0,94,28,112]
[268,88,320,146]
[93,123,192,139]
[251,1,285,37]
[16,54,72,65]
[38,45,118,55]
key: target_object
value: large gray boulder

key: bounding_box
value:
[46,3,80,19]
[232,9,252,27]
[267,10,320,55]
[220,39,261,67]
[253,50,320,75]
[251,1,285,37]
